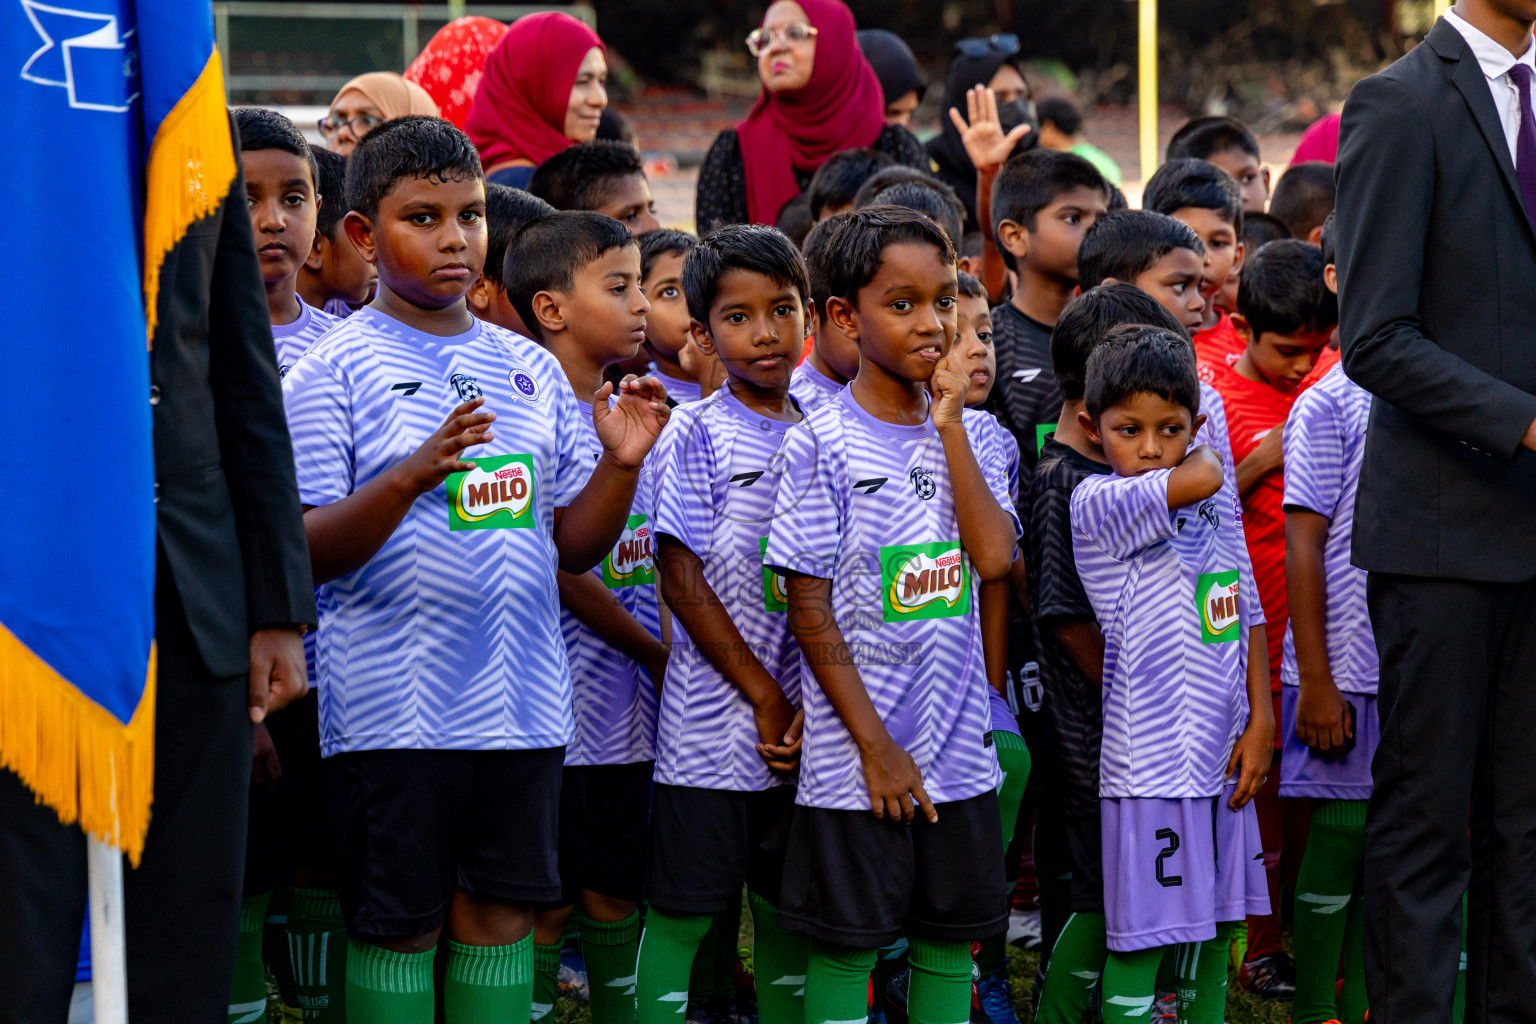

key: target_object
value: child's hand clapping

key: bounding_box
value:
[594,374,671,470]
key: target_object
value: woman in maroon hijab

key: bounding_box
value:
[694,0,928,233]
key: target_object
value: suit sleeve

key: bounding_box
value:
[207,135,318,630]
[1335,73,1536,462]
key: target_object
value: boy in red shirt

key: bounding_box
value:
[1208,238,1336,997]
[1143,159,1248,382]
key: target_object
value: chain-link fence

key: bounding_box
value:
[217,2,596,105]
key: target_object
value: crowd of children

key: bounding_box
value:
[217,71,1421,1024]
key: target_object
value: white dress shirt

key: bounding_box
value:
[1444,6,1536,167]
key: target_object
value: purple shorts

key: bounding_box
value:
[1102,784,1270,951]
[987,686,1021,737]
[1278,686,1378,800]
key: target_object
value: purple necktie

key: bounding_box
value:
[1509,62,1536,237]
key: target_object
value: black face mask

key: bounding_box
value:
[997,99,1038,135]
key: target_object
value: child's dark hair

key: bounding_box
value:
[345,115,482,224]
[821,205,956,305]
[956,270,985,300]
[1076,210,1204,290]
[1241,211,1291,256]
[1142,158,1243,233]
[991,149,1109,270]
[1036,95,1083,137]
[1166,115,1261,162]
[310,145,348,239]
[596,107,637,147]
[852,165,943,209]
[1318,211,1336,266]
[807,148,896,220]
[486,184,555,295]
[527,140,646,213]
[1084,324,1201,422]
[683,224,810,325]
[503,212,636,341]
[1237,238,1338,339]
[235,107,319,185]
[1053,283,1188,401]
[866,180,964,246]
[1268,161,1336,241]
[775,193,815,248]
[802,212,849,324]
[639,228,698,281]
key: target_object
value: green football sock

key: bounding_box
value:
[346,940,435,1024]
[287,887,347,1023]
[992,730,1031,846]
[907,938,972,1024]
[228,892,270,1024]
[1290,799,1367,1023]
[713,901,743,999]
[805,941,876,1024]
[442,934,533,1024]
[747,892,810,1024]
[1035,911,1106,1024]
[531,941,563,1022]
[1100,944,1165,1021]
[1340,884,1367,1024]
[1175,922,1238,1024]
[264,887,299,1013]
[582,912,641,1024]
[637,909,713,1024]
[688,916,717,1000]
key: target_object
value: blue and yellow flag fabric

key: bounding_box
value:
[1,0,234,862]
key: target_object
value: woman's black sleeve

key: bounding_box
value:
[695,129,750,233]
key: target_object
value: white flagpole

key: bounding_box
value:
[88,838,128,1024]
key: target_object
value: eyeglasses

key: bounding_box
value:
[746,22,818,57]
[317,112,384,137]
[955,33,1020,59]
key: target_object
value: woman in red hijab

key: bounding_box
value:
[404,16,508,129]
[694,0,927,232]
[466,11,608,190]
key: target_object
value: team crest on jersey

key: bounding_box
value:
[881,541,971,622]
[603,515,655,587]
[1196,570,1241,643]
[451,373,482,401]
[447,454,536,530]
[759,537,788,612]
[909,467,936,501]
[508,367,545,407]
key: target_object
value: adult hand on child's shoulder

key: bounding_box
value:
[248,626,307,724]
[949,86,1032,175]
[594,375,670,470]
[396,397,495,495]
[929,347,970,431]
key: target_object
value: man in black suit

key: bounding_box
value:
[1335,0,1536,1018]
[0,120,315,1022]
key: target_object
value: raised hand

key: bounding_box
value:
[948,85,1032,174]
[398,397,495,495]
[929,345,972,430]
[593,374,671,470]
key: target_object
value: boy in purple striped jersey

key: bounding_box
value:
[764,207,1020,1024]
[1069,326,1272,1021]
[790,214,862,416]
[503,211,673,1024]
[638,224,813,1024]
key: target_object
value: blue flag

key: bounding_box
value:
[0,0,234,861]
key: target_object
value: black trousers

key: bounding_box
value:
[0,579,252,1024]
[1364,573,1536,1023]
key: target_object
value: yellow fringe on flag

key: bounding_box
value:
[0,624,156,864]
[142,48,237,346]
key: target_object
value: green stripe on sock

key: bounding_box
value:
[907,938,973,1024]
[289,886,344,921]
[1311,798,1368,828]
[347,941,435,994]
[238,892,270,934]
[444,934,534,1023]
[581,911,641,946]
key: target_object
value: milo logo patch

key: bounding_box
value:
[447,454,536,530]
[1197,570,1241,643]
[881,541,971,622]
[759,537,788,613]
[603,514,655,588]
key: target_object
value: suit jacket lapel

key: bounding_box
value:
[1435,20,1525,208]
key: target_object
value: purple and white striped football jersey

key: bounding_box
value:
[561,402,662,766]
[650,384,802,791]
[283,309,587,757]
[273,298,339,380]
[1071,466,1252,798]
[1196,382,1235,468]
[1281,366,1377,694]
[764,388,1019,811]
[964,407,1022,507]
[788,358,846,415]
